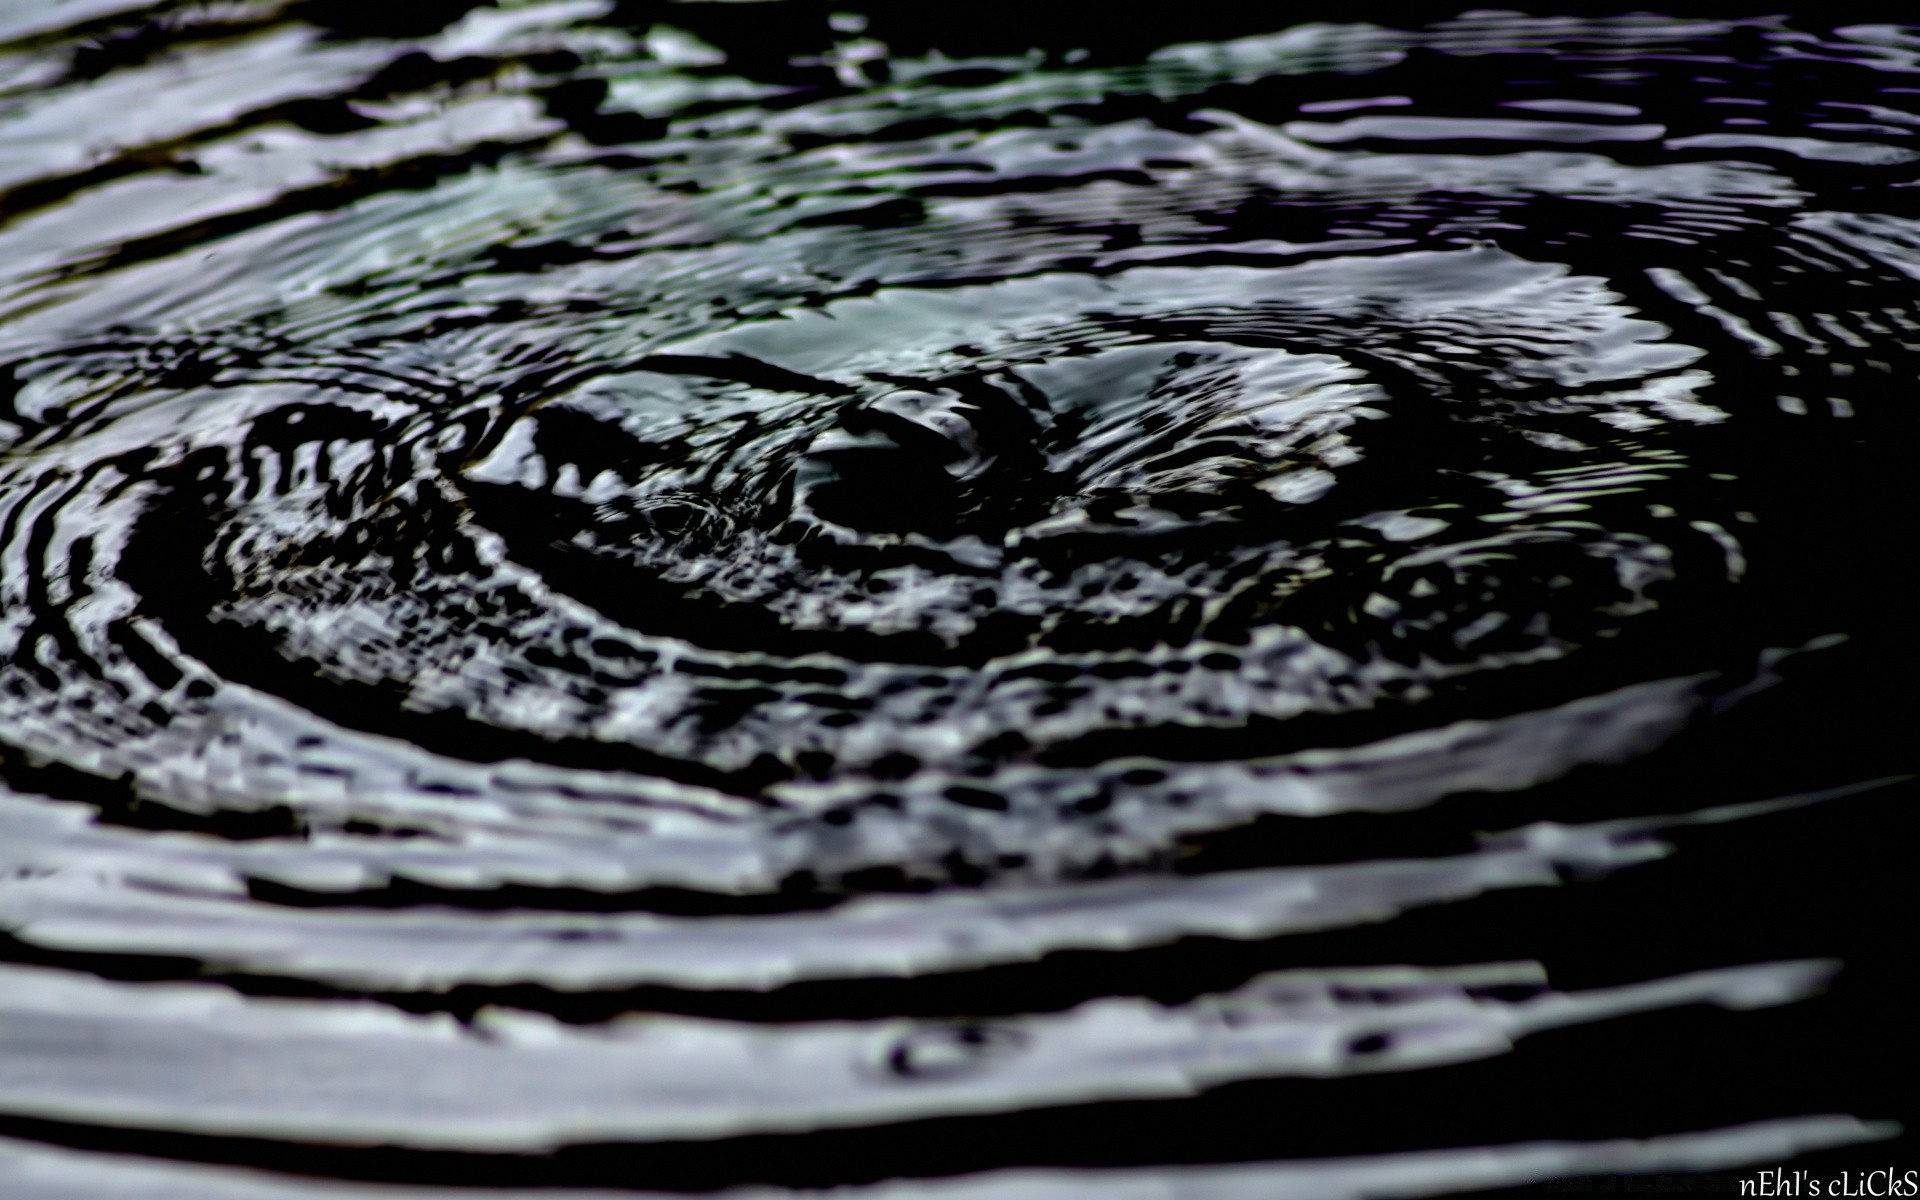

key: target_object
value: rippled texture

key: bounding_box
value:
[0,3,1914,1195]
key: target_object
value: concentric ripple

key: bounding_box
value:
[0,3,1913,1196]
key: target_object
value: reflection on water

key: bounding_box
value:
[0,3,1913,1195]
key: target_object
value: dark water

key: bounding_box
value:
[0,3,1914,1196]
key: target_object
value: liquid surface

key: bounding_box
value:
[0,3,1913,1195]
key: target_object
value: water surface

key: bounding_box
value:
[0,3,1913,1195]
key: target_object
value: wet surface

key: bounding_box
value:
[0,3,1914,1195]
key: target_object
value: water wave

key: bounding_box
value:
[0,3,1912,1194]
